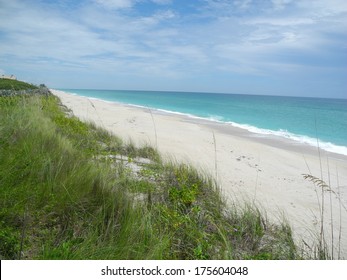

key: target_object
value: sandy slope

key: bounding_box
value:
[52,89,347,258]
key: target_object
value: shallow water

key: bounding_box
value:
[59,89,347,156]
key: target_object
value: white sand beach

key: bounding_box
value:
[52,89,347,258]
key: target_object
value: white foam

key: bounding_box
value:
[207,115,225,122]
[155,108,347,156]
[226,122,347,156]
[57,89,347,157]
[149,107,347,156]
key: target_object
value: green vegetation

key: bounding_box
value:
[0,80,303,259]
[0,78,38,90]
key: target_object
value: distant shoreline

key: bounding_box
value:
[56,88,347,157]
[57,87,347,101]
[52,89,347,257]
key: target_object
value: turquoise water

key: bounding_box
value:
[61,89,347,156]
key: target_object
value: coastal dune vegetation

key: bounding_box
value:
[0,78,325,259]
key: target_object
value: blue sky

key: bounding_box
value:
[0,0,346,98]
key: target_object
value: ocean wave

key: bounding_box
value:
[152,108,347,156]
[153,109,347,156]
[227,122,347,156]
[207,115,225,122]
[59,89,347,157]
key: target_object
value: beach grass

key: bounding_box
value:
[0,78,38,90]
[0,80,312,259]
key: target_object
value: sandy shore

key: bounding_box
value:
[52,89,347,258]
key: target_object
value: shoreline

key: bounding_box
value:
[51,89,347,257]
[58,89,347,158]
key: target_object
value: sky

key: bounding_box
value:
[0,0,346,98]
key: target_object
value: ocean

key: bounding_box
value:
[60,89,347,156]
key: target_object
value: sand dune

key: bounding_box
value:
[52,89,347,258]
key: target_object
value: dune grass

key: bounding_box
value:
[0,78,38,90]
[0,82,303,259]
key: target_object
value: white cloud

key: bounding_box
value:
[151,0,172,4]
[297,0,347,16]
[234,0,252,10]
[271,0,293,10]
[246,17,315,26]
[94,0,135,9]
[0,0,345,96]
[0,1,186,80]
